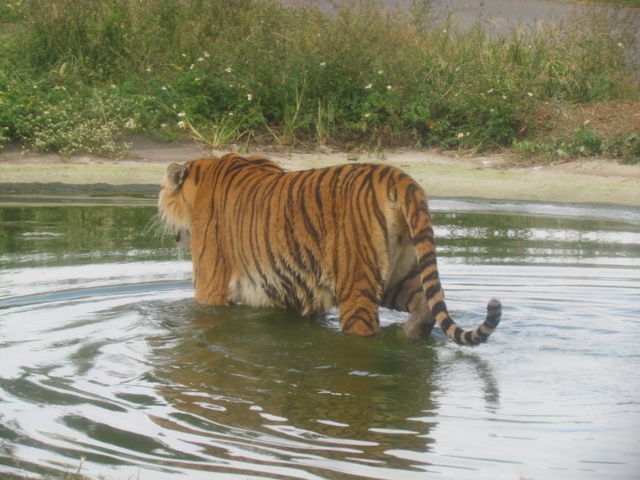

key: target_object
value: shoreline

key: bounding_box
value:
[1,140,639,207]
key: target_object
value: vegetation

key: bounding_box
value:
[0,0,638,162]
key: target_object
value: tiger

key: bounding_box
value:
[158,153,502,346]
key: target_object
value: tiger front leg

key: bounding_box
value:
[193,270,232,305]
[336,286,382,337]
[192,250,232,305]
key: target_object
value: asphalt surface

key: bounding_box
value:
[293,0,580,25]
[282,0,640,56]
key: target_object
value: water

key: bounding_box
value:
[1,196,639,480]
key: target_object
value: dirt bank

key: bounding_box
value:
[1,139,639,206]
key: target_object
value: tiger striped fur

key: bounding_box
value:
[158,153,502,346]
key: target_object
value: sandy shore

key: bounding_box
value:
[1,139,639,206]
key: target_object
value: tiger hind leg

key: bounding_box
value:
[382,272,435,344]
[402,295,436,344]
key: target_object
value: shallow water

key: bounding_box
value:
[1,197,639,480]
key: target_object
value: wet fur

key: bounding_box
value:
[158,153,501,345]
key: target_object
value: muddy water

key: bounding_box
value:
[1,198,639,479]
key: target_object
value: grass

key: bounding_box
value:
[0,0,638,162]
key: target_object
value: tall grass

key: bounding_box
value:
[0,0,638,156]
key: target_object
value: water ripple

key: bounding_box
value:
[1,202,639,479]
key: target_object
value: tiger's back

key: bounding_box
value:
[158,153,501,345]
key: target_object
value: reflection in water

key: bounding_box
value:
[148,302,441,477]
[2,202,638,269]
[1,200,639,479]
[432,209,640,266]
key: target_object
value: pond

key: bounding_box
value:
[1,195,639,480]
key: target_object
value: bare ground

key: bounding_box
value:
[1,138,639,206]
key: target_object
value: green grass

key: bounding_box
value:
[0,0,638,160]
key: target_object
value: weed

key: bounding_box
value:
[606,132,640,164]
[573,124,603,155]
[0,127,8,152]
[184,114,248,150]
[513,139,553,159]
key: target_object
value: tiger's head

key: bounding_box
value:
[158,160,198,247]
[158,154,285,247]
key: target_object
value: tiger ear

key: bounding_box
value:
[167,163,188,188]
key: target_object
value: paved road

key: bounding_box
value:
[284,0,591,22]
[282,0,639,54]
[420,0,580,30]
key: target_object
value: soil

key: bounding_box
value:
[1,138,639,207]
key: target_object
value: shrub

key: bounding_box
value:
[0,0,637,155]
[4,80,160,158]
